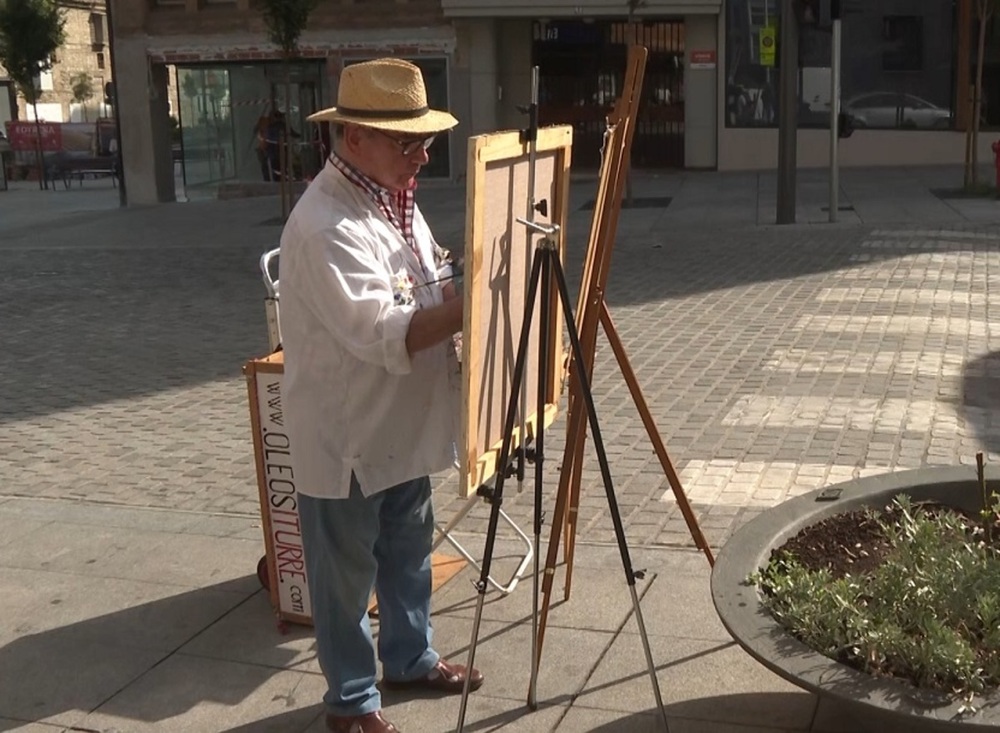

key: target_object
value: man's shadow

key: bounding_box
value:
[0,578,316,727]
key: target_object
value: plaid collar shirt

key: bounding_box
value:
[329,152,418,260]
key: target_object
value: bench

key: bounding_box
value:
[45,154,117,189]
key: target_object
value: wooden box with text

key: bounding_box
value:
[244,351,313,627]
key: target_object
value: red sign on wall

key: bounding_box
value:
[5,121,63,152]
[690,50,718,69]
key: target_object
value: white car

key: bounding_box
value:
[844,92,952,129]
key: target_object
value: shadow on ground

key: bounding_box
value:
[0,577,305,725]
[962,349,1000,457]
[584,693,821,732]
[1,241,269,423]
[5,183,999,421]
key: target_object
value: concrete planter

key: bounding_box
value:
[711,466,1000,733]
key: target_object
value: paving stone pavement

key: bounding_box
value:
[3,177,1000,569]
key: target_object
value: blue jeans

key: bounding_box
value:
[298,475,440,717]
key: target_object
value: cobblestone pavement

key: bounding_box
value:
[3,184,1000,562]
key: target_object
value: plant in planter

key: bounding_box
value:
[754,492,1000,709]
[711,464,1000,733]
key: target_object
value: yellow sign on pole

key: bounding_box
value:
[760,24,777,67]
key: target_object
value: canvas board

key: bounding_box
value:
[460,126,573,498]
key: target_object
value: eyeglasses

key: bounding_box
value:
[373,129,437,156]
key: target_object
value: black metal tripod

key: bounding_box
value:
[455,219,668,732]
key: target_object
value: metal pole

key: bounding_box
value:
[520,65,540,711]
[763,0,771,115]
[776,0,798,224]
[104,0,127,207]
[829,14,841,223]
[518,67,539,504]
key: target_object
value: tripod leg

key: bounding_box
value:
[550,258,669,732]
[528,247,552,710]
[457,248,545,733]
[599,302,715,566]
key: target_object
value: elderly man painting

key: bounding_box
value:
[278,59,482,733]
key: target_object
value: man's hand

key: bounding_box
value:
[406,297,463,356]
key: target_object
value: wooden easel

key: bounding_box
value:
[534,45,715,661]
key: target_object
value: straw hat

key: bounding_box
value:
[307,58,458,134]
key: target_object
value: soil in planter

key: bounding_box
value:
[778,508,892,578]
[761,499,1000,697]
[776,502,980,579]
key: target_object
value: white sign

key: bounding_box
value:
[255,370,312,621]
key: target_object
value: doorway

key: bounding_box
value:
[533,19,686,169]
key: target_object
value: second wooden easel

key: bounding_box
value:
[534,44,715,666]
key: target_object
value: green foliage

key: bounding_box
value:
[181,72,199,101]
[754,495,1000,701]
[258,0,320,57]
[70,71,93,104]
[0,0,66,104]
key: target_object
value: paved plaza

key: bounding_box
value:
[2,165,1000,732]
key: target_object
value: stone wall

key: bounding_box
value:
[4,5,111,123]
[48,5,111,122]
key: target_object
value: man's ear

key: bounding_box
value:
[342,123,365,152]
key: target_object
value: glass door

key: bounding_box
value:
[271,76,323,180]
[176,66,236,189]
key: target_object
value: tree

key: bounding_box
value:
[0,0,66,190]
[965,0,999,189]
[259,0,319,220]
[70,70,94,122]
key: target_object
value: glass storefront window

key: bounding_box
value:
[177,67,236,189]
[725,0,956,130]
[175,61,325,190]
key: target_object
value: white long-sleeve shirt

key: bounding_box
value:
[278,160,459,499]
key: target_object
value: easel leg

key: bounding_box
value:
[534,379,584,675]
[536,298,715,683]
[457,249,545,733]
[549,256,668,731]
[560,380,587,604]
[562,301,603,602]
[600,302,715,566]
[563,425,584,601]
[528,246,552,710]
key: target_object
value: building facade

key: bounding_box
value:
[114,0,458,204]
[113,0,997,205]
[720,0,990,170]
[1,0,112,127]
